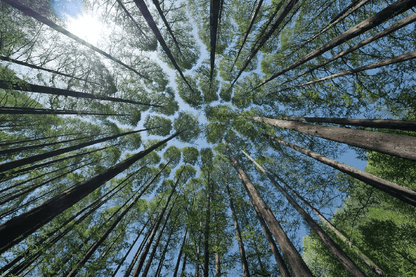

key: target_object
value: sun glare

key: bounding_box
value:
[67,13,102,45]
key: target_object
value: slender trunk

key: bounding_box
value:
[2,0,150,80]
[133,0,196,94]
[195,222,202,277]
[6,146,108,178]
[265,134,416,206]
[132,189,179,277]
[115,0,150,40]
[231,0,298,87]
[270,51,416,94]
[214,213,220,277]
[275,117,416,131]
[0,80,160,107]
[241,149,366,277]
[142,203,178,277]
[256,0,416,89]
[0,161,93,205]
[226,184,250,277]
[173,228,188,277]
[225,145,313,277]
[251,117,416,161]
[281,179,385,276]
[203,182,211,277]
[210,0,221,80]
[0,128,154,173]
[0,56,100,86]
[0,133,102,156]
[282,12,416,86]
[1,165,147,275]
[0,131,183,254]
[230,0,263,71]
[181,242,188,277]
[0,106,126,116]
[154,226,175,277]
[67,163,165,277]
[152,0,183,56]
[294,0,370,52]
[0,131,86,147]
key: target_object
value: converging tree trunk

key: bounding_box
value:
[226,184,250,277]
[173,228,188,277]
[250,117,416,161]
[203,181,211,277]
[264,134,416,207]
[255,0,416,89]
[0,106,126,116]
[225,145,313,277]
[2,0,151,80]
[241,149,367,277]
[0,131,183,254]
[209,0,221,80]
[279,177,385,276]
[132,0,196,94]
[0,80,161,107]
[274,117,416,131]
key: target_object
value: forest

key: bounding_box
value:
[0,0,415,276]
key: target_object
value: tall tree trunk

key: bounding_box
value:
[155,226,175,277]
[274,117,416,131]
[282,12,416,86]
[173,228,188,277]
[294,0,370,52]
[231,0,298,87]
[241,149,367,277]
[180,240,189,277]
[132,190,180,277]
[203,182,211,277]
[67,162,169,277]
[0,56,101,86]
[142,206,178,277]
[214,213,220,277]
[226,184,251,277]
[225,145,313,277]
[132,0,196,94]
[256,0,416,89]
[251,117,416,161]
[152,0,183,57]
[0,133,103,156]
[270,51,416,95]
[0,131,183,254]
[0,128,155,174]
[1,164,149,275]
[195,222,202,277]
[6,146,108,178]
[209,0,221,80]
[115,0,151,40]
[280,177,385,276]
[266,134,416,205]
[0,106,126,116]
[0,80,161,107]
[2,0,151,80]
[0,131,86,147]
[230,0,263,71]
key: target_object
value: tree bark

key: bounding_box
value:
[0,131,85,147]
[241,149,367,277]
[133,0,196,94]
[231,0,298,87]
[0,80,160,107]
[256,0,416,89]
[67,162,166,277]
[155,226,175,277]
[225,145,313,277]
[203,182,211,277]
[274,117,416,131]
[210,0,221,80]
[0,131,183,254]
[281,12,416,87]
[0,106,126,116]
[231,0,263,71]
[226,184,251,277]
[251,117,416,161]
[2,0,151,80]
[265,134,416,206]
[173,228,188,277]
[0,128,154,174]
[0,56,101,86]
[280,178,385,276]
[270,51,416,94]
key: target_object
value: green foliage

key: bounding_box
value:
[143,115,172,136]
[173,111,201,142]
